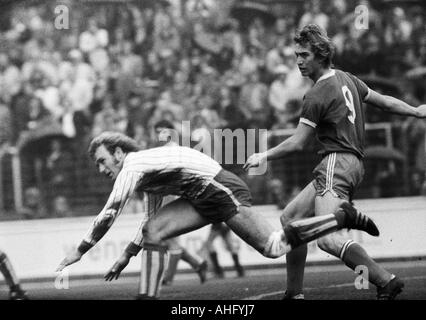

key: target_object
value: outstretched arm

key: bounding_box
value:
[366,90,426,118]
[104,193,164,281]
[264,123,315,160]
[244,123,315,170]
[56,170,140,271]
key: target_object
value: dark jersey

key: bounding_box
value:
[299,69,370,158]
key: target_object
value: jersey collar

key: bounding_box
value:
[123,152,135,167]
[316,69,335,83]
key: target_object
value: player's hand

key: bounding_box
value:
[104,252,131,281]
[243,152,267,171]
[416,104,426,118]
[56,250,83,272]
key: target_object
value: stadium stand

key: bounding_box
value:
[0,0,425,219]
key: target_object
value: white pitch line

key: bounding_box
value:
[243,275,426,300]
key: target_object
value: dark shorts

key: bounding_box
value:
[313,152,364,201]
[190,169,252,223]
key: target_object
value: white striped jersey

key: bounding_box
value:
[83,146,222,245]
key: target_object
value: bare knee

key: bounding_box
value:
[262,230,288,259]
[142,223,165,244]
[280,204,298,227]
[164,238,181,251]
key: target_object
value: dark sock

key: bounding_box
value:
[231,253,244,276]
[209,251,223,276]
[285,244,307,295]
[181,249,202,270]
[0,252,20,290]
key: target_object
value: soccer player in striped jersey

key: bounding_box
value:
[0,249,28,300]
[145,120,208,290]
[244,24,426,300]
[57,131,380,299]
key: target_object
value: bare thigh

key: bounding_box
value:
[225,206,277,254]
[280,182,316,226]
[143,198,210,243]
[315,191,345,216]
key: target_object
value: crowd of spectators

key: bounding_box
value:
[0,0,425,219]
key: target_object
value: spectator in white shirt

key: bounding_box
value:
[299,0,329,32]
[68,49,95,84]
[34,78,62,121]
[268,64,291,113]
[59,55,94,115]
[265,38,288,76]
[79,19,109,54]
[0,53,21,104]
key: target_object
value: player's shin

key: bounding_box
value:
[162,249,182,285]
[181,248,203,269]
[209,251,224,277]
[285,244,307,297]
[283,214,340,249]
[0,252,22,291]
[138,243,169,299]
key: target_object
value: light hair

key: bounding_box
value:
[88,131,140,159]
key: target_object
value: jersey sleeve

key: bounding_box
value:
[347,73,371,101]
[299,94,323,128]
[83,170,141,246]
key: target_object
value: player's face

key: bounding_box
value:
[94,145,124,180]
[294,44,321,78]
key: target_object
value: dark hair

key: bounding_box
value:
[294,24,335,68]
[88,131,140,159]
[154,119,175,130]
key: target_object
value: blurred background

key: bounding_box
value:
[0,0,425,220]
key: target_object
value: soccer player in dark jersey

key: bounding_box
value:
[244,24,426,300]
[56,131,379,299]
